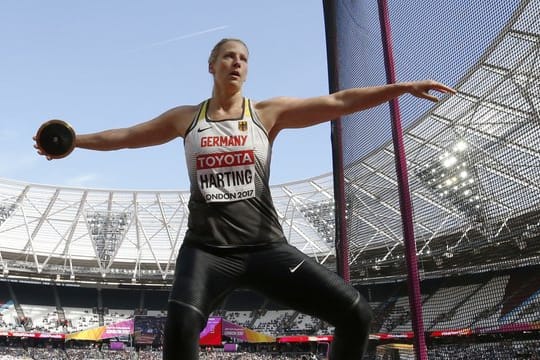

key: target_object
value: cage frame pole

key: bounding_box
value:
[323,0,351,283]
[376,0,428,358]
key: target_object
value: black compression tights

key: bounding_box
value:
[329,295,372,359]
[164,243,373,359]
[162,297,372,360]
[163,301,206,360]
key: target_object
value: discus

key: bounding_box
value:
[35,119,76,159]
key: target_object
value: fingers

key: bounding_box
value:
[33,135,53,160]
[431,82,456,94]
[33,143,51,160]
[415,80,456,102]
[423,93,440,102]
[416,89,439,102]
[424,80,456,94]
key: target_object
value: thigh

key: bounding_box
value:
[245,243,361,325]
[169,245,245,318]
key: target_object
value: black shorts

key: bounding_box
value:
[169,242,362,325]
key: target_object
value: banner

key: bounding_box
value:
[277,335,334,343]
[222,319,275,343]
[102,319,134,339]
[133,316,224,345]
[0,331,65,339]
[370,332,414,340]
[222,320,246,340]
[199,317,222,346]
[66,319,134,341]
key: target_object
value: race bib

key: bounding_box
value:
[196,150,256,202]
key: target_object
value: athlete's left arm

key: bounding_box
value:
[257,80,455,141]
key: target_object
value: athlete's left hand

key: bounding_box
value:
[407,80,456,102]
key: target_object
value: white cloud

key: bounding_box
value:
[64,173,100,187]
[131,25,229,52]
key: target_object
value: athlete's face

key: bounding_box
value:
[209,41,249,89]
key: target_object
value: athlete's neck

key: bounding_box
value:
[208,91,244,120]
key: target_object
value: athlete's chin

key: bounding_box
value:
[224,83,243,93]
[227,74,246,82]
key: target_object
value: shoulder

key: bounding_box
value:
[251,97,300,142]
[163,103,202,119]
[252,96,301,123]
[252,96,298,111]
[158,103,203,137]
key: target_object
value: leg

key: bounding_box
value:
[327,294,373,359]
[163,301,206,360]
[246,243,373,359]
[164,244,244,360]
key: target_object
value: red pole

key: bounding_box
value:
[377,0,428,359]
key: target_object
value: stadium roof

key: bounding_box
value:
[0,174,336,284]
[343,0,540,278]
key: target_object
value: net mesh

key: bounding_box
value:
[325,0,540,357]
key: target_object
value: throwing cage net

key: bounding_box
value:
[323,0,540,358]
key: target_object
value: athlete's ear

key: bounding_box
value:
[208,62,215,74]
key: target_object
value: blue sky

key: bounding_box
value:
[0,1,330,190]
[1,1,519,191]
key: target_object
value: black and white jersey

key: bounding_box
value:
[183,98,285,247]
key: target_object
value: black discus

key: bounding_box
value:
[35,120,75,159]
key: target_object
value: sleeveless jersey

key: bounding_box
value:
[183,98,286,247]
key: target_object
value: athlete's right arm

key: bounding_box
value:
[75,105,198,151]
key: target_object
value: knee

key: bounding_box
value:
[353,298,373,328]
[163,301,205,360]
[165,300,206,335]
[338,296,373,332]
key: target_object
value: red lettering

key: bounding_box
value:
[200,135,247,148]
[196,150,255,170]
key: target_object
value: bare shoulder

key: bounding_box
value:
[252,97,300,141]
[252,97,297,125]
[252,98,278,133]
[253,96,297,111]
[158,104,201,137]
[162,104,200,120]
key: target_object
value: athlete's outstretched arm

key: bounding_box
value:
[34,105,196,159]
[257,80,455,140]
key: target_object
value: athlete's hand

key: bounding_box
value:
[407,80,456,102]
[33,135,53,161]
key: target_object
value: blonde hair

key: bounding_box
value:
[208,38,249,64]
